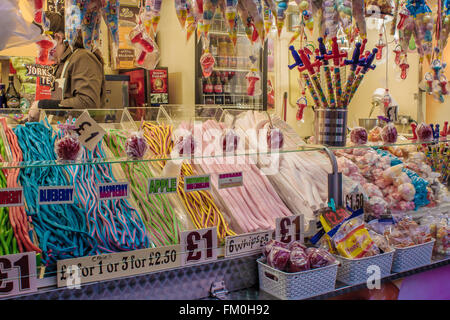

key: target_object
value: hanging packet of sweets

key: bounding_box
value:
[332,217,380,259]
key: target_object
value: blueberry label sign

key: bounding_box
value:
[38,186,74,205]
[57,245,181,287]
[225,230,272,258]
[0,252,37,298]
[180,227,218,266]
[73,111,106,151]
[97,182,129,201]
[0,188,23,207]
[184,175,211,193]
[148,177,178,195]
[275,215,304,244]
[218,172,243,189]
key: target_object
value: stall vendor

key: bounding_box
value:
[29,12,105,119]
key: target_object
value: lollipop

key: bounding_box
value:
[32,0,44,24]
[36,37,56,64]
[200,51,216,78]
[275,0,289,36]
[381,122,398,144]
[126,131,149,159]
[416,123,433,141]
[175,0,188,28]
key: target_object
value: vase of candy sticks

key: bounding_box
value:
[289,37,378,147]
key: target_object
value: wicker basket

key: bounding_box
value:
[392,240,435,273]
[333,251,394,285]
[315,108,348,147]
[257,258,338,300]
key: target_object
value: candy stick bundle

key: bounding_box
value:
[288,37,378,110]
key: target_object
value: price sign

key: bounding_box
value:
[73,111,106,151]
[275,215,304,245]
[0,252,37,298]
[180,227,218,266]
[218,172,243,189]
[184,175,211,193]
[225,230,272,258]
[320,207,351,231]
[57,245,180,287]
[345,192,364,212]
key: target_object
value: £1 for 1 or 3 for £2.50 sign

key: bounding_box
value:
[180,227,218,266]
[0,252,37,298]
[73,111,106,151]
[275,215,304,245]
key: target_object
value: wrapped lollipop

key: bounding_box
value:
[350,127,368,145]
[415,122,433,142]
[102,0,119,46]
[201,0,217,37]
[55,122,82,162]
[130,24,159,69]
[80,0,103,51]
[242,0,265,43]
[126,131,149,160]
[381,123,398,144]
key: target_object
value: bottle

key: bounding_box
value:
[6,75,20,108]
[210,35,218,57]
[0,84,6,108]
[214,72,224,104]
[203,77,213,95]
[227,38,237,68]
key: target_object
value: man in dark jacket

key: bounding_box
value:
[29,11,105,119]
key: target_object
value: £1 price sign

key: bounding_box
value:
[275,215,304,245]
[180,227,218,266]
[0,252,37,298]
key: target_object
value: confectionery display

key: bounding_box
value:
[1,0,450,301]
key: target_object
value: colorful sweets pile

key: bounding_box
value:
[142,121,236,242]
[0,134,19,256]
[14,121,97,270]
[0,119,41,255]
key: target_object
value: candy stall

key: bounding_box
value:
[0,0,448,301]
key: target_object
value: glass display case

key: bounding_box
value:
[0,106,448,299]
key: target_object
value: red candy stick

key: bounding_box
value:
[397,8,410,30]
[440,121,448,137]
[411,123,418,140]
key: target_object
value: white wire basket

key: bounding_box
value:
[392,239,436,273]
[333,250,394,285]
[257,258,338,300]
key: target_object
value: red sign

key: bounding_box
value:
[0,188,24,207]
[321,207,351,230]
[149,68,168,104]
